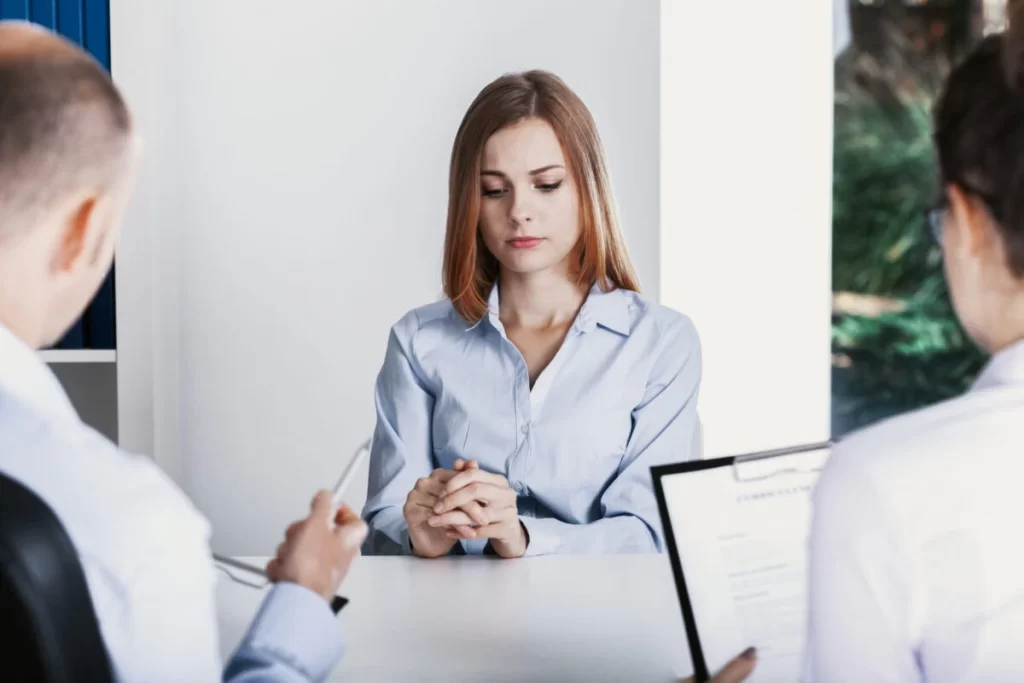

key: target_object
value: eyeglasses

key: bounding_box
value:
[926,203,947,247]
[214,554,269,590]
[926,182,1000,248]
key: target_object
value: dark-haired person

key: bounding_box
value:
[362,70,701,558]
[805,15,1024,681]
[0,21,365,681]
[698,12,1024,683]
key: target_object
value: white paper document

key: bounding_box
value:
[660,445,830,683]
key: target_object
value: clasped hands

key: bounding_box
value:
[403,458,527,559]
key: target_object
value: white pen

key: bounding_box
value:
[332,437,371,508]
[215,437,373,580]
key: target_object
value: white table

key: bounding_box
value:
[217,555,693,682]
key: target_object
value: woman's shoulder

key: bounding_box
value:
[386,298,468,359]
[612,288,699,344]
[389,298,459,336]
[834,389,987,466]
[822,389,998,511]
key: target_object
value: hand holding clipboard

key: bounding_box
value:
[681,648,757,683]
[653,442,832,683]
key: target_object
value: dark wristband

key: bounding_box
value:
[330,595,348,614]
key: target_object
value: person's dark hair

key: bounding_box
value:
[0,28,131,240]
[933,2,1024,276]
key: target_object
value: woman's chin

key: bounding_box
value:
[497,255,558,276]
[496,249,576,278]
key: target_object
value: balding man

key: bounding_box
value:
[0,22,364,682]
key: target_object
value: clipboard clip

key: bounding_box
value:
[731,440,833,482]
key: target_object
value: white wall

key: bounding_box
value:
[661,0,834,458]
[113,0,660,555]
[113,0,834,555]
[112,0,185,483]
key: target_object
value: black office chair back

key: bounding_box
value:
[0,473,114,682]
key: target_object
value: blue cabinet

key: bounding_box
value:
[0,0,115,350]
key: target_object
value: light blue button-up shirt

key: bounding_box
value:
[362,283,702,556]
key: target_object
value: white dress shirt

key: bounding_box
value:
[0,324,344,682]
[807,340,1024,682]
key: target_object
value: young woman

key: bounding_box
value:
[361,70,701,558]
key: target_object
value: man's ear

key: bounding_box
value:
[946,182,994,257]
[53,196,100,273]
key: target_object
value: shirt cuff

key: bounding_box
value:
[484,521,530,557]
[364,508,414,555]
[519,516,560,557]
[237,582,345,680]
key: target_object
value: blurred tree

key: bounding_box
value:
[831,0,990,437]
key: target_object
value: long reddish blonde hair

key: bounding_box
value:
[442,70,641,323]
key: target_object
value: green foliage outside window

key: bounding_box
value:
[831,17,988,437]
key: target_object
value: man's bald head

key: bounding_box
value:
[0,22,132,240]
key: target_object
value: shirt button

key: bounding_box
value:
[512,482,524,494]
[521,423,531,435]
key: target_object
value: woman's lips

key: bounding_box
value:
[508,237,544,249]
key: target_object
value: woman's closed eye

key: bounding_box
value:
[481,180,563,199]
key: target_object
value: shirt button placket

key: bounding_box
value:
[512,364,531,495]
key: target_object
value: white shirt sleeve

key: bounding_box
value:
[106,508,343,682]
[105,509,226,681]
[805,448,921,683]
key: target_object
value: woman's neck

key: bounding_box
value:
[497,269,588,330]
[982,304,1024,356]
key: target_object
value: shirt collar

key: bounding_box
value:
[462,281,632,336]
[576,283,632,336]
[971,337,1024,391]
[0,322,77,422]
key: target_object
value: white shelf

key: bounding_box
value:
[40,349,117,364]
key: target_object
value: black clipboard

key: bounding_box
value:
[651,441,832,682]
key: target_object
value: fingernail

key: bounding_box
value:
[741,646,757,660]
[433,503,443,513]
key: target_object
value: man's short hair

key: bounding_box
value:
[0,28,132,240]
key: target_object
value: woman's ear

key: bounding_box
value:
[945,183,994,258]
